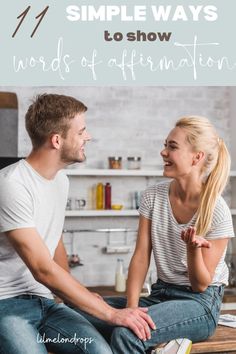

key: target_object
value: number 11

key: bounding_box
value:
[12,6,49,38]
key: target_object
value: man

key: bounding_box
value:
[0,94,155,354]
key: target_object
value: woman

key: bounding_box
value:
[108,116,235,353]
[72,116,234,353]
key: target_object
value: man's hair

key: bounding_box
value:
[25,93,87,149]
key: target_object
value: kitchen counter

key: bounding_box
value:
[87,286,126,297]
[223,288,236,303]
[88,286,236,300]
[87,286,236,311]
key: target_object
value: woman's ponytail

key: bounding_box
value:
[176,117,231,236]
[195,139,231,235]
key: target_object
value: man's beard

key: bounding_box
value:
[60,146,86,164]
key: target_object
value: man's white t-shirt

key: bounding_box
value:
[0,159,69,299]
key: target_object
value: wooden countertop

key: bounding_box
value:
[88,286,126,296]
[223,291,236,303]
[191,310,236,354]
[88,286,236,303]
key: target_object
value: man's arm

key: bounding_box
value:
[53,237,70,302]
[6,228,156,340]
[53,237,70,273]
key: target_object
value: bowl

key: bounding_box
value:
[111,204,123,210]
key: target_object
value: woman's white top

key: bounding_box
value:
[139,180,235,286]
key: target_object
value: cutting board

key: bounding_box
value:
[0,92,18,109]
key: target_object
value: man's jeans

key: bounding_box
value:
[72,279,224,354]
[0,295,112,354]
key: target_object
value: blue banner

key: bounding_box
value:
[0,0,235,85]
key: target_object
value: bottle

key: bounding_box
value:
[96,183,104,210]
[134,191,140,209]
[105,182,112,209]
[115,259,126,292]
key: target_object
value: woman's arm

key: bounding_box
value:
[182,226,228,292]
[126,215,152,307]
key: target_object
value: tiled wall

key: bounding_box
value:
[0,86,234,286]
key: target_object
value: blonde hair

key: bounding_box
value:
[176,116,231,236]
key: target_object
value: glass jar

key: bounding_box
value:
[108,157,122,169]
[127,157,141,170]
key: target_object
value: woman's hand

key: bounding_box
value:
[181,226,211,249]
[181,226,228,292]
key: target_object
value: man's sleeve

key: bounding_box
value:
[0,179,35,233]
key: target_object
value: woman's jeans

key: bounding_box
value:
[72,279,224,354]
[0,294,112,354]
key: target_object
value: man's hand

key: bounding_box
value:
[109,307,156,341]
[181,226,211,249]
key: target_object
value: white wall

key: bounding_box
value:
[0,86,231,163]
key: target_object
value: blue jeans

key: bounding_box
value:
[71,279,224,354]
[0,294,112,354]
